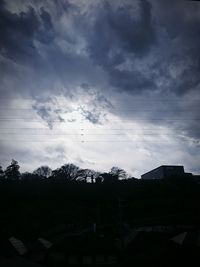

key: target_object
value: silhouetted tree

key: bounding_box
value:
[5,159,20,181]
[109,167,128,180]
[95,176,103,184]
[99,166,128,183]
[101,172,118,183]
[51,163,80,181]
[33,166,52,178]
[0,165,5,181]
[21,172,41,181]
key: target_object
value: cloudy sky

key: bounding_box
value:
[0,0,200,177]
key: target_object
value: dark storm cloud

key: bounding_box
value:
[0,0,107,101]
[0,0,54,62]
[0,0,200,175]
[87,0,156,93]
[84,0,200,98]
[109,68,155,93]
[40,7,53,30]
[150,0,200,95]
[89,0,155,63]
[0,0,200,137]
[153,0,200,41]
[1,0,199,97]
[108,0,155,55]
[0,0,156,97]
[87,0,200,140]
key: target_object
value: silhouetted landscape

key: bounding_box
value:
[1,0,200,265]
[0,160,200,266]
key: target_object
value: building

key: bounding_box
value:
[141,165,185,180]
[193,175,200,184]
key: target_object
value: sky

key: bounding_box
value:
[0,0,200,177]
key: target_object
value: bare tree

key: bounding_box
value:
[5,159,20,181]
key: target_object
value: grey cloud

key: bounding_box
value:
[108,0,155,55]
[40,7,53,30]
[77,88,112,124]
[151,0,200,95]
[109,68,155,93]
[80,107,102,125]
[80,84,113,108]
[0,0,200,174]
[75,157,95,166]
[0,0,54,62]
[32,101,65,129]
[45,145,67,160]
[86,0,156,94]
[89,0,155,65]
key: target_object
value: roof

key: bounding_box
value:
[141,165,184,177]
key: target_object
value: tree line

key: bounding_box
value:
[0,159,132,183]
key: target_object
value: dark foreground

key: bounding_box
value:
[0,177,200,266]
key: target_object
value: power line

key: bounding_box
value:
[0,108,200,111]
[0,133,190,135]
[0,127,195,131]
[0,140,194,143]
[0,118,199,121]
[0,97,200,101]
